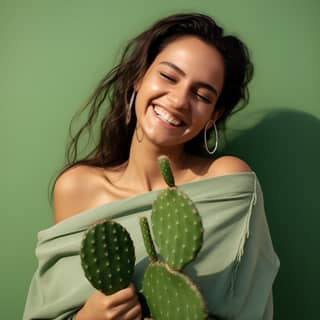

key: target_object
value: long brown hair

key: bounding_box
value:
[50,13,254,198]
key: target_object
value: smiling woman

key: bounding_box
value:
[23,13,279,320]
[133,36,225,148]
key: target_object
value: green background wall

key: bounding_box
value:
[1,0,319,318]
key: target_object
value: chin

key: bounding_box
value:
[149,136,190,152]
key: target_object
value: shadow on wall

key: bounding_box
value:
[221,109,320,320]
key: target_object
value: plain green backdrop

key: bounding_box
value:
[1,0,319,319]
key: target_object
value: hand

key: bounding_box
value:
[75,284,142,320]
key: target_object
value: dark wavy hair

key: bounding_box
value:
[51,12,253,196]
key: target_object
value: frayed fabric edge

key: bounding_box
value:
[229,174,257,296]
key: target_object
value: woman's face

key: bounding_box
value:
[134,35,225,148]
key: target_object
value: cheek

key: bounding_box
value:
[193,108,214,123]
[135,80,161,115]
[149,83,161,93]
[139,74,164,96]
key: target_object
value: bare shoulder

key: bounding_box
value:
[53,165,108,224]
[208,155,252,177]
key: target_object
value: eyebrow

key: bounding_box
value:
[159,61,218,96]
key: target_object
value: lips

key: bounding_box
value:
[152,105,185,127]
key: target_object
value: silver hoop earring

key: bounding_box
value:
[126,91,136,125]
[204,120,218,155]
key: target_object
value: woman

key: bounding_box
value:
[23,13,279,320]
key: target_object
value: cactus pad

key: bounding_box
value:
[143,262,207,320]
[80,220,135,295]
[158,155,175,187]
[151,188,203,270]
[139,216,157,262]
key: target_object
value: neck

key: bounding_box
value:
[122,129,188,192]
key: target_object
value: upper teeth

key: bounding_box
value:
[153,105,182,126]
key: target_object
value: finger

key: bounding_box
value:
[118,302,142,320]
[106,295,140,318]
[107,283,137,307]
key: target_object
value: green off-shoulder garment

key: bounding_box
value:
[23,172,280,320]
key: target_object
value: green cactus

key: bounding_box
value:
[151,155,203,270]
[151,187,203,270]
[79,156,208,319]
[143,263,207,319]
[140,155,208,320]
[158,155,175,187]
[139,216,158,262]
[80,219,135,295]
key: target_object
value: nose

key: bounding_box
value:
[167,85,189,110]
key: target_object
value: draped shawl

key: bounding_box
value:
[23,172,280,320]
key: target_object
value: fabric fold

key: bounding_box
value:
[23,172,279,320]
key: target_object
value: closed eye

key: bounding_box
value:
[159,70,213,104]
[160,72,176,82]
[195,93,212,104]
[197,94,211,103]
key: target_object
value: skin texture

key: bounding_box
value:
[54,36,252,320]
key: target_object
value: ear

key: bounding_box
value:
[134,78,143,92]
[211,110,224,123]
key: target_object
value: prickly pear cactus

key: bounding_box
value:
[139,216,158,262]
[151,185,203,270]
[80,219,135,295]
[79,156,208,319]
[140,155,208,320]
[158,155,175,187]
[143,262,207,319]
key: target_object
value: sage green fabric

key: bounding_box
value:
[23,172,279,320]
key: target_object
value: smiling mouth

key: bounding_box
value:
[152,105,185,127]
